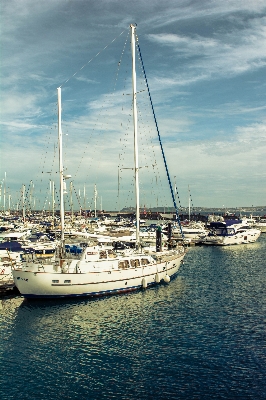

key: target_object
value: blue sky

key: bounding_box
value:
[1,0,266,212]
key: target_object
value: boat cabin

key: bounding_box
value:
[209,220,251,237]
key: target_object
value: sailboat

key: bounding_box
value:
[12,24,186,299]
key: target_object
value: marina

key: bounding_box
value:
[1,209,265,296]
[1,205,265,296]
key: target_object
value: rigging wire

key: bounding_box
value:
[136,35,184,237]
[59,29,128,88]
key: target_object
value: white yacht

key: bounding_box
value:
[12,24,186,299]
[254,217,266,233]
[171,221,208,242]
[0,250,22,285]
[200,219,261,245]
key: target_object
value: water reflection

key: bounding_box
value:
[1,278,187,399]
[12,276,186,340]
[0,236,265,399]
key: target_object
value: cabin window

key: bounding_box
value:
[141,258,149,266]
[64,280,71,284]
[46,249,55,254]
[227,228,235,235]
[118,260,129,269]
[99,251,107,259]
[130,259,140,268]
[108,250,116,258]
[52,280,59,283]
[87,251,97,255]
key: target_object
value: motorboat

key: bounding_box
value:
[200,219,261,245]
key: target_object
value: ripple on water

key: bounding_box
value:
[0,236,266,399]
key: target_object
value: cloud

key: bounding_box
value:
[75,76,99,85]
[147,16,266,84]
[164,121,266,176]
[144,0,266,27]
[235,121,266,145]
[0,92,41,117]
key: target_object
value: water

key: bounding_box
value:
[1,236,266,399]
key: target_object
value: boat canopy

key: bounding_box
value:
[209,220,241,229]
[0,241,23,251]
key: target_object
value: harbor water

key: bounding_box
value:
[1,235,266,399]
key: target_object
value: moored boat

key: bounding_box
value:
[170,221,208,242]
[255,217,266,233]
[12,242,185,298]
[12,24,186,299]
[200,219,261,245]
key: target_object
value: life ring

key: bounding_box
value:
[0,269,5,274]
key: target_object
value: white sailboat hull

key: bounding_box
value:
[12,251,186,298]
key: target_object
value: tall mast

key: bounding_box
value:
[94,184,97,218]
[188,184,191,222]
[52,180,55,228]
[3,172,6,213]
[22,184,25,223]
[130,24,140,249]
[83,184,86,211]
[57,87,65,249]
[70,181,74,224]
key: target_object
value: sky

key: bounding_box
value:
[1,0,266,212]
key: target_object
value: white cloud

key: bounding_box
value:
[0,92,41,117]
[147,16,266,83]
